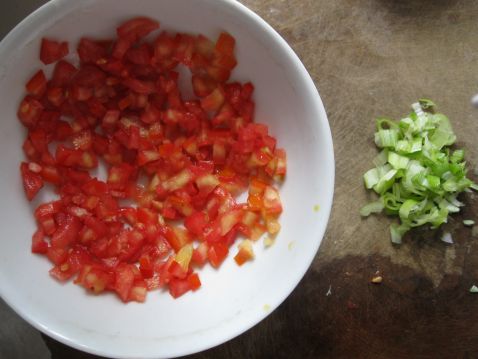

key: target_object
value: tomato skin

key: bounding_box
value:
[40,38,69,65]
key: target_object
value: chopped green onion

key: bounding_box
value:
[375,129,399,148]
[390,223,410,244]
[361,100,477,243]
[463,220,475,226]
[418,98,436,111]
[441,232,453,244]
[388,151,410,170]
[470,285,478,293]
[373,169,397,194]
[363,168,379,189]
[360,201,384,217]
[373,149,389,167]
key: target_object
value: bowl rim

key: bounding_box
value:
[0,0,335,357]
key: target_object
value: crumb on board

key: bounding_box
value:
[326,285,332,296]
[371,276,383,284]
[347,300,359,309]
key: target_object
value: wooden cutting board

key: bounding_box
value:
[5,0,478,358]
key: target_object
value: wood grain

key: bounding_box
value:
[3,0,478,358]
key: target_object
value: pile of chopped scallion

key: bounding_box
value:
[361,99,477,244]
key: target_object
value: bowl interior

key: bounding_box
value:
[0,0,334,357]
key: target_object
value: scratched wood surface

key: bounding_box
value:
[2,0,478,358]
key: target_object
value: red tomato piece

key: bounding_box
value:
[207,242,229,268]
[31,229,48,254]
[50,214,81,249]
[126,43,152,65]
[20,162,43,200]
[51,60,77,87]
[123,78,156,94]
[114,264,136,302]
[215,32,235,57]
[77,38,109,64]
[184,211,208,237]
[187,273,201,291]
[26,70,47,97]
[192,242,209,266]
[47,247,68,266]
[117,17,160,41]
[40,38,69,65]
[18,96,44,128]
[200,87,225,112]
[168,277,191,298]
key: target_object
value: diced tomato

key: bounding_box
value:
[215,32,235,57]
[263,186,283,214]
[192,242,209,266]
[219,209,243,236]
[208,242,229,268]
[26,70,47,97]
[107,163,134,190]
[18,96,44,128]
[184,211,208,237]
[187,273,201,291]
[77,38,109,64]
[168,277,191,298]
[200,87,225,112]
[34,201,62,220]
[192,74,216,97]
[18,19,286,302]
[75,265,114,294]
[47,246,68,265]
[49,245,92,281]
[40,38,69,65]
[140,103,161,124]
[114,264,135,302]
[31,229,48,254]
[51,60,77,87]
[234,240,254,266]
[129,280,147,302]
[20,162,43,200]
[123,78,156,94]
[50,214,81,249]
[117,17,160,41]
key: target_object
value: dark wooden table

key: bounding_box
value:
[2,0,478,358]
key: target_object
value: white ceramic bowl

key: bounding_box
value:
[0,0,334,358]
